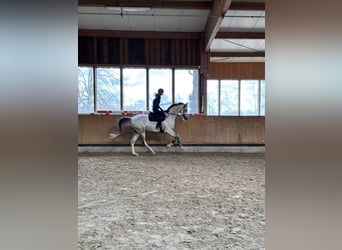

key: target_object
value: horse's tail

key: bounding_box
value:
[118,117,131,132]
[109,117,131,140]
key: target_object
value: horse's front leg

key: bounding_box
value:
[173,135,184,150]
[165,129,184,150]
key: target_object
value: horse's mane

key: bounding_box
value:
[165,102,185,113]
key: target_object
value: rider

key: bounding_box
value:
[152,88,165,132]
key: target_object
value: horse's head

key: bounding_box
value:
[181,103,189,121]
[165,102,189,121]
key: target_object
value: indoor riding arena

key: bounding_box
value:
[79,117,265,250]
[78,0,265,249]
[78,152,264,249]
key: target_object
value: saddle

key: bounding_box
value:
[148,112,166,122]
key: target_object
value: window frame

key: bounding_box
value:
[78,65,199,114]
[206,79,265,116]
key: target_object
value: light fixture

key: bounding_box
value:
[105,6,152,12]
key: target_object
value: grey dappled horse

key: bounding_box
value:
[109,103,189,156]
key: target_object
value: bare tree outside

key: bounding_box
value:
[175,69,199,114]
[96,68,121,111]
[78,67,201,114]
[78,67,94,113]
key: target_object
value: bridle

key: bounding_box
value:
[166,104,188,120]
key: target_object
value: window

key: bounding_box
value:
[207,80,219,115]
[240,80,259,115]
[149,68,172,110]
[122,68,146,111]
[260,80,265,116]
[175,69,198,113]
[221,80,239,116]
[78,67,94,113]
[77,66,199,113]
[207,79,265,116]
[96,67,120,111]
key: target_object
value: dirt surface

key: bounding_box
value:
[78,152,265,249]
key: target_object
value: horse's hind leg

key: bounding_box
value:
[140,132,156,155]
[130,132,141,156]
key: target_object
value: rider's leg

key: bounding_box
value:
[156,120,161,128]
[156,121,163,132]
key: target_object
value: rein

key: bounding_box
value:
[164,103,188,119]
[166,110,188,120]
[166,112,183,116]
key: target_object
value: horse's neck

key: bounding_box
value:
[168,105,182,115]
[164,114,176,129]
[164,105,181,128]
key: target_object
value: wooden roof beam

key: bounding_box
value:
[203,0,232,52]
[211,51,265,57]
[78,0,213,9]
[229,2,265,11]
[215,31,265,39]
[78,29,202,39]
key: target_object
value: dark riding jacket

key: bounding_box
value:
[152,94,163,113]
[152,94,165,122]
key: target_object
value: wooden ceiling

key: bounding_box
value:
[78,0,265,62]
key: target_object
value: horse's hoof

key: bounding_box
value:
[132,153,139,156]
[167,143,172,147]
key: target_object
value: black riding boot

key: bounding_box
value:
[156,121,163,133]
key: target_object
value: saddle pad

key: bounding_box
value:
[148,112,165,122]
[148,112,158,122]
